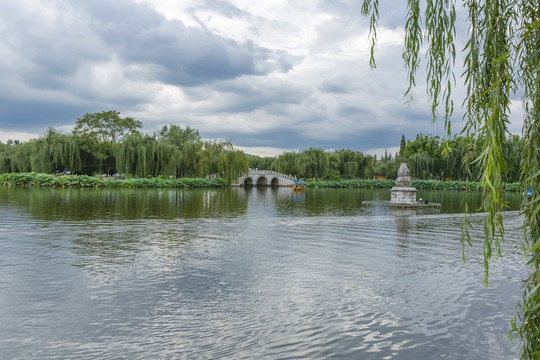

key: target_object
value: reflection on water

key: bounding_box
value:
[390,208,417,253]
[0,187,249,220]
[0,186,527,359]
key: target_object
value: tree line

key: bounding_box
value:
[0,111,249,182]
[248,133,522,182]
[0,111,523,184]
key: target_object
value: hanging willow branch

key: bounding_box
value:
[362,0,540,358]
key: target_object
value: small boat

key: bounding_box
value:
[293,180,306,191]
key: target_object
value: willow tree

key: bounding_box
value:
[216,150,249,183]
[115,134,181,177]
[182,140,212,177]
[0,142,12,173]
[272,151,297,175]
[73,111,142,174]
[407,152,436,179]
[30,129,82,174]
[362,1,540,357]
[1,129,82,173]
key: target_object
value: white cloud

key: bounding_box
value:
[0,129,40,143]
[235,145,294,157]
[0,0,460,155]
[365,146,401,159]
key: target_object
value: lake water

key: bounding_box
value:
[0,186,527,359]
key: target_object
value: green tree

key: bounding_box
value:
[114,134,181,177]
[73,111,142,143]
[248,155,275,170]
[0,141,14,173]
[158,124,200,151]
[1,129,82,174]
[216,149,249,183]
[399,134,406,157]
[362,1,540,356]
[73,111,142,173]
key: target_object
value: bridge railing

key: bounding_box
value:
[246,169,296,180]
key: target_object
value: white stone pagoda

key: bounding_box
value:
[390,163,417,205]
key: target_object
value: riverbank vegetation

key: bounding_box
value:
[307,178,521,192]
[0,172,227,188]
[1,172,521,192]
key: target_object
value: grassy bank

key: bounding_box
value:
[1,173,523,192]
[307,178,522,191]
[0,172,227,188]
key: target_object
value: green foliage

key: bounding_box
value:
[0,142,14,173]
[308,179,395,188]
[158,124,200,151]
[114,134,181,177]
[0,173,226,188]
[0,129,83,174]
[408,152,436,180]
[250,135,522,183]
[272,148,373,180]
[248,155,275,170]
[72,110,142,172]
[216,149,249,184]
[307,178,520,192]
[73,110,142,143]
[399,135,406,157]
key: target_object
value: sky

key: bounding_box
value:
[0,0,524,157]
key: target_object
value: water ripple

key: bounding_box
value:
[0,190,526,359]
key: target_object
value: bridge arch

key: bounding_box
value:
[256,177,268,186]
[243,177,254,187]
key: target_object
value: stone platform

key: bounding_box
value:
[362,200,441,209]
[390,186,417,204]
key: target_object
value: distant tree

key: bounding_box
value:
[6,139,21,146]
[248,155,275,170]
[114,134,181,177]
[0,142,12,173]
[216,149,250,183]
[1,129,81,174]
[73,111,142,143]
[399,135,406,157]
[72,111,142,173]
[158,124,200,151]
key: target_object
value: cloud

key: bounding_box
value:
[0,0,456,156]
[0,0,296,138]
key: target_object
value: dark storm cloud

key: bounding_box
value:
[0,99,88,131]
[209,125,407,153]
[0,0,292,134]
[0,0,284,90]
[211,79,309,113]
[75,0,286,86]
[0,0,458,153]
[337,105,369,117]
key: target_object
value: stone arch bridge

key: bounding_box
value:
[232,169,296,187]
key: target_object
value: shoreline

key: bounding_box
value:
[1,172,522,192]
[0,172,227,188]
